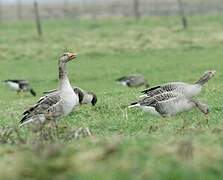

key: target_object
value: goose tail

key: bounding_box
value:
[128,102,140,108]
[139,94,148,98]
[19,118,36,127]
[19,114,45,127]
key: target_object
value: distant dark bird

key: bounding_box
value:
[140,70,216,98]
[43,87,97,106]
[3,79,36,96]
[116,74,149,88]
[128,92,209,117]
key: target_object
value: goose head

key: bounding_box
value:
[200,105,209,114]
[203,70,216,80]
[197,102,209,114]
[195,70,216,85]
[91,93,97,106]
[59,52,77,63]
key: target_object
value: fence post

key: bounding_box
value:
[17,0,22,20]
[63,0,69,17]
[177,0,188,29]
[0,0,2,23]
[133,0,140,20]
[34,1,42,36]
[81,0,86,16]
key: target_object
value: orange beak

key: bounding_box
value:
[68,52,77,60]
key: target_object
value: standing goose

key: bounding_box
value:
[116,74,149,88]
[140,70,216,98]
[3,79,36,96]
[129,92,209,117]
[43,87,97,106]
[20,52,78,127]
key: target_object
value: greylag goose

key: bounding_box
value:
[116,74,149,88]
[3,79,36,96]
[19,52,79,127]
[140,70,216,98]
[43,87,97,106]
[129,92,209,117]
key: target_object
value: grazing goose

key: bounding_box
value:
[129,92,209,117]
[116,74,149,88]
[3,79,36,96]
[19,52,79,127]
[43,87,97,106]
[140,70,216,98]
[75,88,97,106]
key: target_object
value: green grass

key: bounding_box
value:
[0,16,223,179]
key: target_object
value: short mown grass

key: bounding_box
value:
[0,16,223,179]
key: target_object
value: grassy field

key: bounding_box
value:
[0,16,223,179]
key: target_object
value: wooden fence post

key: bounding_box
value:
[34,1,42,36]
[63,0,69,16]
[133,0,140,20]
[177,0,188,29]
[82,0,86,16]
[17,0,22,20]
[0,0,2,23]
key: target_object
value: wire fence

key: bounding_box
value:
[0,0,223,21]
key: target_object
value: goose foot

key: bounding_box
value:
[205,116,209,126]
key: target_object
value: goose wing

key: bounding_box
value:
[20,92,62,125]
[116,74,141,82]
[43,87,84,104]
[116,76,129,82]
[4,79,28,84]
[18,80,29,85]
[18,80,30,89]
[139,92,179,107]
[43,89,58,94]
[141,82,186,97]
[152,93,184,115]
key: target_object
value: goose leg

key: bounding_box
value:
[205,115,209,126]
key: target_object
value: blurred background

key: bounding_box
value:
[1,0,223,21]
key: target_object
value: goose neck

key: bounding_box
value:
[58,61,71,91]
[195,73,211,85]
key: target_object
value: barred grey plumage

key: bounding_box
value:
[141,70,216,98]
[129,92,209,117]
[20,52,79,127]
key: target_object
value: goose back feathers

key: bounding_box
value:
[141,82,202,98]
[141,70,216,98]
